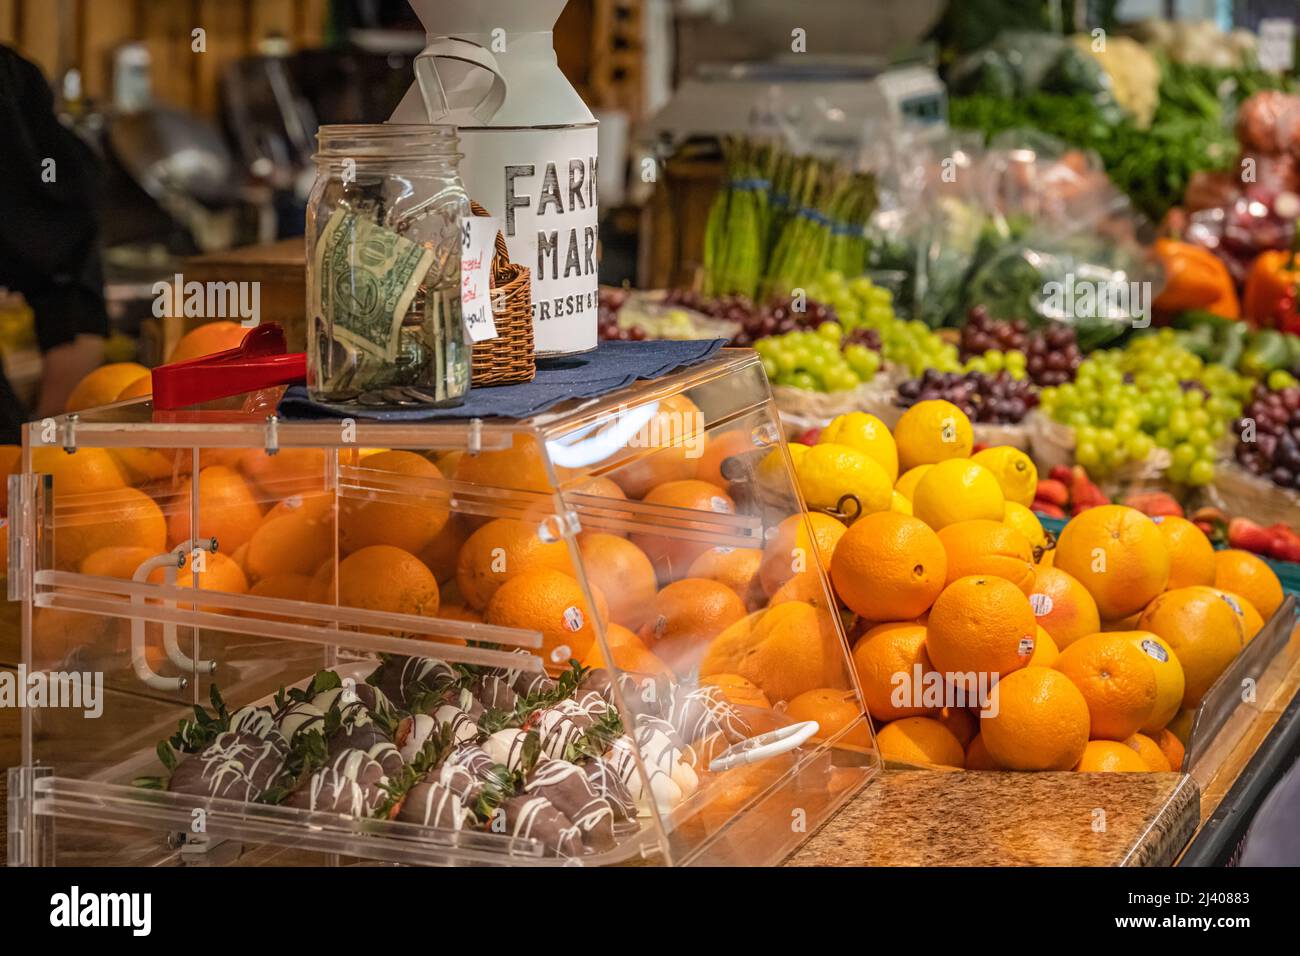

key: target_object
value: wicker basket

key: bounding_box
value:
[470,201,535,386]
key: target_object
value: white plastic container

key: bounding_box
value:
[392,0,599,357]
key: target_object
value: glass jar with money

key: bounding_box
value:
[306,124,471,405]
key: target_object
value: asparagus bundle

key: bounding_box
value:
[701,138,877,301]
[701,137,776,300]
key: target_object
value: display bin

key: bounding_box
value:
[6,351,878,867]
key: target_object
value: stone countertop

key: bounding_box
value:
[784,769,1199,867]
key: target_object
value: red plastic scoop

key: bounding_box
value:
[150,324,306,410]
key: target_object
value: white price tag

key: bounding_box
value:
[460,216,500,343]
[1259,18,1294,73]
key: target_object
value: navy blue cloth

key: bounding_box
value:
[277,339,728,421]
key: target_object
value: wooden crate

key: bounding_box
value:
[638,155,724,291]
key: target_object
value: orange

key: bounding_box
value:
[965,733,998,770]
[938,706,978,748]
[830,511,947,621]
[334,544,440,621]
[979,666,1090,770]
[768,570,833,609]
[695,429,758,488]
[455,433,554,493]
[760,512,846,597]
[700,600,844,702]
[785,688,872,748]
[55,485,166,570]
[936,519,1035,594]
[168,321,249,363]
[245,572,315,624]
[1167,707,1195,746]
[486,568,606,669]
[1116,630,1185,733]
[418,514,470,584]
[568,476,630,536]
[168,465,263,553]
[244,491,334,581]
[893,400,974,471]
[1153,516,1216,590]
[640,578,747,673]
[339,451,449,556]
[456,517,573,610]
[1219,590,1264,641]
[117,376,153,401]
[1074,740,1148,772]
[579,533,658,630]
[925,575,1036,684]
[609,393,707,498]
[239,448,327,499]
[153,551,249,597]
[80,546,159,580]
[582,623,670,677]
[688,547,765,610]
[700,673,771,710]
[1028,625,1059,667]
[1053,632,1159,741]
[1138,586,1245,708]
[307,560,334,604]
[435,604,483,624]
[32,446,126,499]
[1212,549,1284,620]
[876,716,964,768]
[1156,728,1185,771]
[850,622,934,722]
[249,572,313,603]
[65,362,149,412]
[1036,547,1055,567]
[111,447,190,484]
[628,479,734,581]
[1053,505,1170,620]
[1027,566,1101,649]
[1123,733,1171,771]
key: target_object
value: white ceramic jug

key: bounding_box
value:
[392,0,599,357]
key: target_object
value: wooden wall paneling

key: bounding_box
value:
[0,0,18,46]
[18,0,67,81]
[139,0,199,110]
[249,0,294,48]
[79,0,137,101]
[295,0,327,47]
[193,0,246,117]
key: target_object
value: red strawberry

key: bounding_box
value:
[1123,491,1183,518]
[1228,517,1276,555]
[1049,465,1074,484]
[1033,502,1066,519]
[1035,479,1070,507]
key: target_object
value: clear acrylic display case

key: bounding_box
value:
[6,351,877,867]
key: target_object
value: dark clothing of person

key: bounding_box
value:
[0,44,110,441]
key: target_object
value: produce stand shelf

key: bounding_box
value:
[6,352,878,868]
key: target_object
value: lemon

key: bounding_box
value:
[793,442,892,517]
[890,490,913,515]
[757,443,808,494]
[1003,501,1046,549]
[819,412,899,483]
[893,400,973,471]
[972,446,1038,507]
[894,464,932,501]
[1121,631,1186,734]
[912,459,1004,530]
